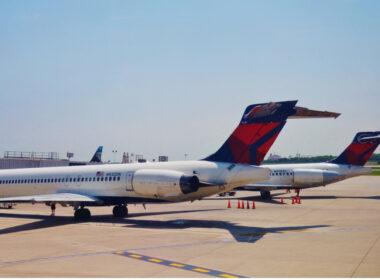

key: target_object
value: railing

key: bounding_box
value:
[4,151,60,160]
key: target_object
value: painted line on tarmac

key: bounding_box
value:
[114,251,246,278]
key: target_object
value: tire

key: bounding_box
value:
[82,208,91,220]
[113,205,121,217]
[113,205,128,218]
[260,190,271,200]
[119,206,128,217]
[74,209,81,220]
[218,192,226,197]
[74,208,91,220]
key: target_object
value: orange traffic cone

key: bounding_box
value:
[298,197,301,204]
[246,200,250,209]
[292,197,295,204]
[242,200,245,209]
[286,189,289,193]
[252,200,256,209]
[238,200,241,209]
[228,200,231,208]
[281,197,284,204]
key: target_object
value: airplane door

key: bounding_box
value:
[126,172,134,191]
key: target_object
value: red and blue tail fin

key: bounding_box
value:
[330,131,380,166]
[204,101,298,165]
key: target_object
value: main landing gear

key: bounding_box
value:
[74,207,91,220]
[113,204,128,218]
[260,190,272,200]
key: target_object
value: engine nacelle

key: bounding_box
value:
[132,169,200,198]
[293,169,342,187]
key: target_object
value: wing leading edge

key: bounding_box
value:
[0,193,99,203]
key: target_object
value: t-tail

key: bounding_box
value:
[330,131,380,166]
[204,101,340,165]
[90,146,103,163]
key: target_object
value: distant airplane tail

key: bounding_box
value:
[90,146,103,163]
[204,100,339,166]
[330,131,380,166]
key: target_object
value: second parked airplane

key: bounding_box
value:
[234,131,380,199]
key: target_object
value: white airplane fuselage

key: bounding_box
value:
[0,160,270,204]
[242,162,371,191]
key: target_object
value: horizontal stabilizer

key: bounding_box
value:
[289,106,341,119]
[359,135,380,143]
[0,193,99,203]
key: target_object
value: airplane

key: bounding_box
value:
[232,131,380,199]
[90,146,103,163]
[0,101,338,220]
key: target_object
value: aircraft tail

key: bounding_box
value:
[204,100,339,166]
[90,146,103,163]
[330,131,380,166]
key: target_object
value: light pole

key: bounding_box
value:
[112,149,118,163]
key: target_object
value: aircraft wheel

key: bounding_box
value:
[113,205,120,217]
[218,192,226,197]
[82,208,91,220]
[119,205,128,217]
[228,192,236,197]
[260,190,272,200]
[74,209,80,219]
[113,205,128,218]
[74,208,91,220]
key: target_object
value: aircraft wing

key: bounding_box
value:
[0,193,99,203]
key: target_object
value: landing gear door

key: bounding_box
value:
[126,172,134,191]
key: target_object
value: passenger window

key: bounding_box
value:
[117,177,120,181]
[101,177,104,181]
[97,177,100,181]
[70,178,72,182]
[105,177,108,181]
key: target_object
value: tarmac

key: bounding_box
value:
[0,176,380,277]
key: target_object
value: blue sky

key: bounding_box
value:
[0,0,379,162]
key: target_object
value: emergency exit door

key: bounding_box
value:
[126,172,134,191]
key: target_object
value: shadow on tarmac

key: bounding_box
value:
[0,208,329,243]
